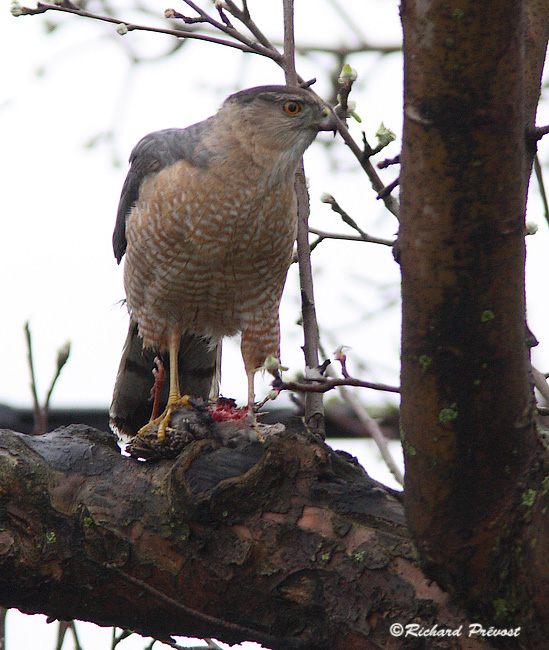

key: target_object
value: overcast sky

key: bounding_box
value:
[2,2,548,648]
[1,0,548,415]
[2,0,409,415]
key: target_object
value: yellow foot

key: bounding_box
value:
[247,405,265,442]
[138,395,192,442]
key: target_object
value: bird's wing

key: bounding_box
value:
[112,118,215,263]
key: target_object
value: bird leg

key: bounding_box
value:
[246,354,286,411]
[138,334,191,441]
[150,356,166,421]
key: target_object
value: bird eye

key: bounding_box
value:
[283,101,302,115]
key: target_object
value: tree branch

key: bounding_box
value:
[320,193,395,246]
[15,0,402,226]
[533,153,549,226]
[0,423,498,650]
[308,227,395,247]
[324,362,404,485]
[274,375,400,395]
[333,116,401,220]
[281,0,324,433]
[15,2,282,60]
[23,321,45,434]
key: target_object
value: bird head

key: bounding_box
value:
[219,85,337,178]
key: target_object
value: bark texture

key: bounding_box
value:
[399,0,549,645]
[0,422,497,650]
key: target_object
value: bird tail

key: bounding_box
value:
[109,319,220,437]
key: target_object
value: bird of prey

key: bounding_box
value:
[109,85,336,439]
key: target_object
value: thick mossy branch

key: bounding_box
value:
[0,422,496,650]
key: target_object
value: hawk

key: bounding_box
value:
[109,85,335,439]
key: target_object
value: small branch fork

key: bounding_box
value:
[326,355,403,485]
[308,228,393,253]
[315,194,395,248]
[15,1,283,60]
[273,375,400,395]
[23,321,71,435]
[272,348,403,485]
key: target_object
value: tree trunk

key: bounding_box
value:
[399,0,549,645]
[0,423,497,650]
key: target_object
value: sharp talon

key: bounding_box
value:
[178,394,192,409]
[138,394,192,441]
[137,408,172,441]
[156,406,172,442]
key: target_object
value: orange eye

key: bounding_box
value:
[283,101,302,115]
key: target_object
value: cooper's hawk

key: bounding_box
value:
[109,85,335,438]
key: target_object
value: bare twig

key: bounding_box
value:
[302,42,400,56]
[282,0,297,83]
[274,376,400,395]
[327,361,403,485]
[204,640,224,650]
[111,567,306,650]
[23,321,47,434]
[282,0,324,432]
[334,116,401,220]
[44,341,71,412]
[309,227,394,247]
[321,193,395,245]
[176,0,281,60]
[533,153,549,226]
[215,3,235,29]
[531,124,549,139]
[307,234,325,254]
[532,364,549,404]
[378,154,401,169]
[153,638,223,650]
[222,0,277,51]
[16,2,282,61]
[23,322,71,435]
[377,177,400,200]
[110,628,135,650]
[0,607,6,650]
[55,620,83,650]
[324,0,368,44]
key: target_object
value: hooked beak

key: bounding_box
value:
[318,106,338,136]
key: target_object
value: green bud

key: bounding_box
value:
[376,122,396,147]
[10,1,23,16]
[56,340,71,372]
[525,222,538,236]
[338,64,358,84]
[320,193,335,204]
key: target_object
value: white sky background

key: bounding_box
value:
[2,0,407,416]
[3,0,548,417]
[1,1,549,647]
